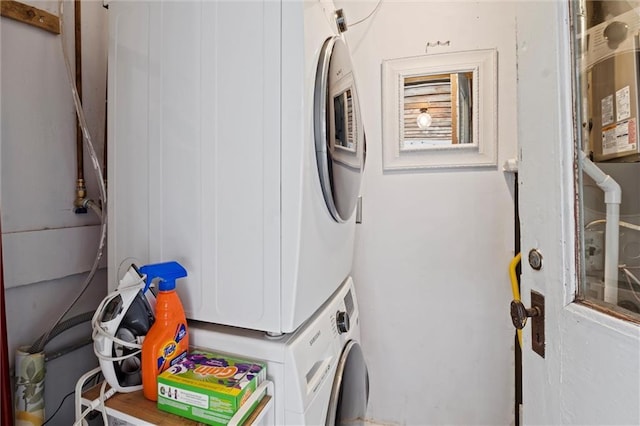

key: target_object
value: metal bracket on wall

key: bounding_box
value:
[1,1,60,34]
[425,40,450,53]
[356,197,363,224]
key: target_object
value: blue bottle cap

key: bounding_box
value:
[139,261,187,292]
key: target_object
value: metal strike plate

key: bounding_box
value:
[531,290,545,358]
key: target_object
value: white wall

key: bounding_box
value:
[1,1,107,424]
[334,1,518,424]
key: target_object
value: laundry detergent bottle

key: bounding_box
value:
[139,261,189,401]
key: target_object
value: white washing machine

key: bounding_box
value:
[107,0,366,334]
[189,276,369,425]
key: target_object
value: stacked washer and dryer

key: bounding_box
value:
[107,0,369,424]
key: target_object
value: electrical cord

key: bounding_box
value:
[100,381,111,426]
[43,370,101,425]
[348,0,383,27]
[42,390,75,425]
[318,0,383,34]
[73,381,117,426]
[585,220,640,307]
[74,368,117,426]
[619,266,640,304]
[586,219,640,232]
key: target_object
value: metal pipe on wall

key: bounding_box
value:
[73,0,87,214]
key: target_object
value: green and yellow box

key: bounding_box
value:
[157,349,266,425]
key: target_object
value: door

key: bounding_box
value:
[325,341,369,426]
[314,36,366,223]
[516,1,640,425]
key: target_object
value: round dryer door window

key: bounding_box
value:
[326,341,370,426]
[314,36,366,223]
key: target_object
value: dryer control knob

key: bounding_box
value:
[336,311,350,334]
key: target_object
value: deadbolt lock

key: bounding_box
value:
[528,249,543,270]
[510,300,540,329]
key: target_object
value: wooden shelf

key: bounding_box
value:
[82,383,272,426]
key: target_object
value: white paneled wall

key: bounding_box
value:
[335,1,518,424]
[1,1,107,424]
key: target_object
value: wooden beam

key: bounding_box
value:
[404,74,451,85]
[1,1,60,34]
[451,73,458,144]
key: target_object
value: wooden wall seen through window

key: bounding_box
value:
[402,72,473,150]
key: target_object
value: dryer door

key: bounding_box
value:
[314,37,366,223]
[326,340,370,426]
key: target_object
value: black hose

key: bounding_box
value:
[28,311,94,354]
[45,336,93,362]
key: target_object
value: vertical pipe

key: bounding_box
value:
[1,216,13,426]
[580,152,621,304]
[75,0,83,181]
[604,203,620,303]
[74,0,87,213]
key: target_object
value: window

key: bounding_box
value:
[382,49,497,170]
[573,0,640,321]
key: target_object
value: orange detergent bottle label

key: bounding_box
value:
[155,323,188,371]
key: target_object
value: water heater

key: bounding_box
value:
[587,8,640,162]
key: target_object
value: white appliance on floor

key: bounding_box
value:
[190,276,369,425]
[107,1,366,334]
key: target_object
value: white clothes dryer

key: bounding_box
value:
[107,0,366,334]
[189,276,369,425]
